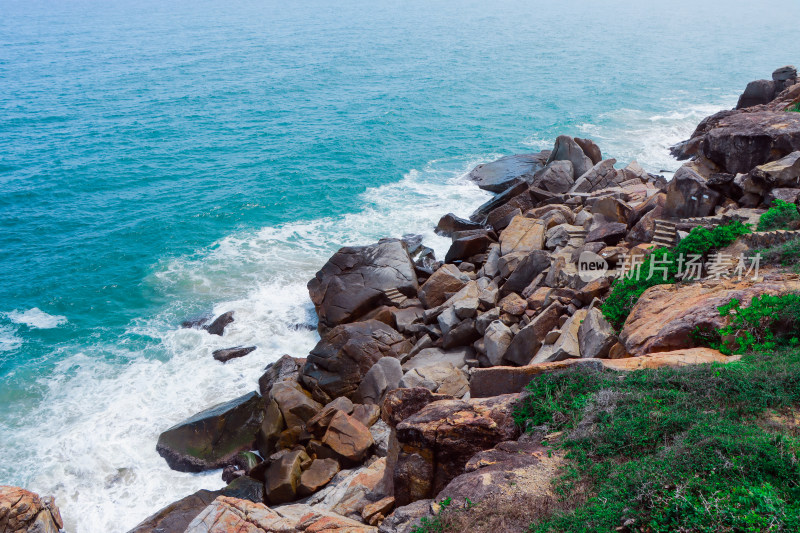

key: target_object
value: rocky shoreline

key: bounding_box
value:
[4,65,800,533]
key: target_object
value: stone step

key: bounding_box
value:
[383,288,408,306]
[619,178,645,188]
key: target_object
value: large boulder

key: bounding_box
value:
[500,249,551,296]
[303,457,393,520]
[301,320,412,403]
[570,159,619,193]
[265,448,310,504]
[546,135,593,178]
[620,275,800,356]
[308,239,418,329]
[467,152,549,193]
[502,301,564,366]
[321,411,374,464]
[531,309,586,363]
[156,392,265,472]
[399,362,469,397]
[356,356,403,405]
[128,489,223,533]
[0,486,63,533]
[736,79,776,109]
[676,109,800,174]
[393,394,520,505]
[663,164,720,218]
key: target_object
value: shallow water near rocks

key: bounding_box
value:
[1,0,799,531]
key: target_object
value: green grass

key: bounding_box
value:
[787,102,800,113]
[756,236,800,272]
[514,348,800,532]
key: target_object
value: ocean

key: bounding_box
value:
[1,0,799,530]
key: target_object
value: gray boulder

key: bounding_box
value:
[356,356,403,405]
[467,152,549,193]
[578,307,616,359]
[546,135,593,178]
[531,160,575,193]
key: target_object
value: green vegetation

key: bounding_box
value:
[758,199,800,232]
[756,236,800,272]
[514,347,800,532]
[713,294,800,354]
[601,221,751,329]
[788,102,800,112]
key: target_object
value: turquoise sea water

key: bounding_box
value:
[1,0,799,530]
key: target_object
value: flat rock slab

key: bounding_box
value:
[467,152,549,193]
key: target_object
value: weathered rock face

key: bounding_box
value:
[382,387,454,428]
[570,159,619,193]
[620,275,800,356]
[302,320,412,403]
[502,301,564,366]
[736,79,777,109]
[435,213,486,237]
[265,448,311,504]
[400,362,469,398]
[0,486,63,533]
[356,356,403,405]
[663,164,721,218]
[270,382,323,429]
[546,135,593,178]
[467,152,549,193]
[675,110,800,175]
[393,394,520,505]
[321,411,374,464]
[128,489,224,533]
[308,239,418,329]
[417,264,471,308]
[499,215,546,255]
[156,392,265,472]
[578,307,616,359]
[304,457,393,520]
[438,438,564,505]
[258,355,302,397]
[185,496,377,533]
[531,160,575,194]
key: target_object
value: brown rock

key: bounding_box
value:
[322,411,374,464]
[351,403,381,428]
[393,394,521,505]
[271,382,323,429]
[0,486,63,533]
[499,216,546,255]
[212,346,256,363]
[362,496,396,525]
[301,320,412,403]
[298,458,341,497]
[258,354,301,396]
[306,396,354,438]
[620,275,800,355]
[498,293,527,315]
[502,301,564,366]
[417,264,471,309]
[381,387,454,428]
[265,448,310,504]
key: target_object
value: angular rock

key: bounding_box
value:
[308,239,418,328]
[417,264,471,308]
[570,159,618,193]
[531,160,575,194]
[400,362,469,397]
[435,213,486,237]
[393,394,521,505]
[444,232,494,263]
[502,301,564,366]
[546,135,593,178]
[736,79,776,109]
[298,458,341,497]
[573,137,603,165]
[381,387,454,428]
[256,398,285,459]
[302,320,412,403]
[585,222,627,245]
[0,486,63,533]
[531,309,586,363]
[265,448,310,504]
[402,346,471,372]
[484,320,513,366]
[499,216,546,255]
[322,411,374,464]
[156,392,265,472]
[664,164,721,218]
[128,489,224,533]
[442,318,480,350]
[356,356,403,405]
[303,457,393,519]
[258,355,301,396]
[500,250,551,296]
[306,397,354,438]
[578,307,616,359]
[498,293,527,316]
[270,382,323,429]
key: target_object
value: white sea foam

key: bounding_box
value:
[11,159,491,533]
[6,308,68,329]
[0,325,22,352]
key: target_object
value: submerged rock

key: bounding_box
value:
[212,345,256,363]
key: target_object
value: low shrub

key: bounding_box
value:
[788,102,800,113]
[758,199,800,231]
[715,294,800,354]
[756,236,800,272]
